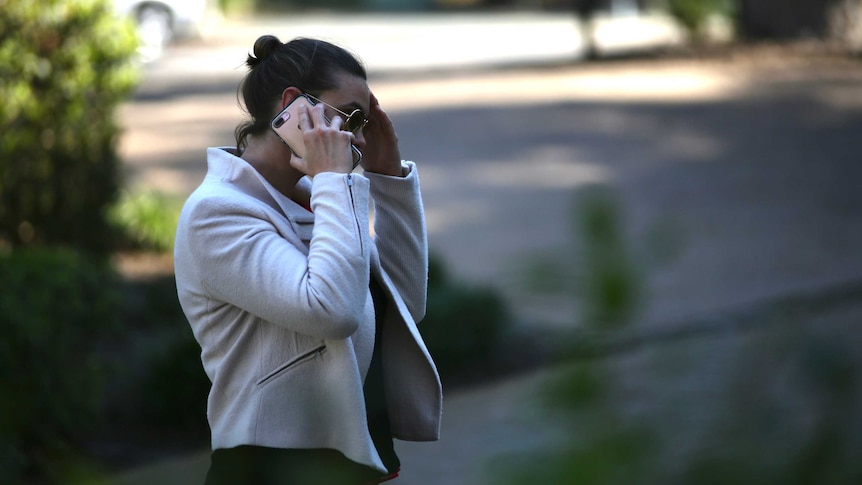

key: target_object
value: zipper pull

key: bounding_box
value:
[346,173,353,187]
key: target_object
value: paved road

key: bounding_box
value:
[121,32,862,330]
[114,12,862,485]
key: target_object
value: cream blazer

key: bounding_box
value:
[174,147,442,473]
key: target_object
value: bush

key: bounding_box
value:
[138,329,211,437]
[667,0,733,38]
[485,184,655,484]
[0,0,139,255]
[0,248,121,483]
[108,191,183,252]
[421,254,513,384]
[111,275,210,440]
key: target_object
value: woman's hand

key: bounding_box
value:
[291,103,356,177]
[360,93,404,177]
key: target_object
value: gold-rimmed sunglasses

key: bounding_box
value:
[304,93,369,134]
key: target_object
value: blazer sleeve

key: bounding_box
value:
[365,162,428,324]
[183,172,372,340]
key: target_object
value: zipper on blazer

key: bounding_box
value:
[256,344,326,387]
[346,174,364,254]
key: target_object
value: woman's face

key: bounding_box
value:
[316,71,371,151]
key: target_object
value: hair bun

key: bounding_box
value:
[247,35,282,68]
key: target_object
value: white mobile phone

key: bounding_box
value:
[270,94,362,168]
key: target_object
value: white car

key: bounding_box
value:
[113,0,208,60]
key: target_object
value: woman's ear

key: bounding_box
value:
[280,87,303,110]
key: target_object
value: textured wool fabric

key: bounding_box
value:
[174,148,441,473]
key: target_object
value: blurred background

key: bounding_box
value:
[2,0,862,484]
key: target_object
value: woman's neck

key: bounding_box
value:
[241,136,304,201]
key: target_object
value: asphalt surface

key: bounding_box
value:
[113,11,862,485]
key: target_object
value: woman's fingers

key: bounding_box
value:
[298,103,342,130]
[329,113,344,132]
[295,103,354,176]
[308,103,327,129]
[361,91,402,176]
[369,92,396,139]
[299,103,346,132]
[298,103,312,130]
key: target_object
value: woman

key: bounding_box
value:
[174,35,442,484]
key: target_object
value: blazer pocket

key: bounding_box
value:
[256,344,327,388]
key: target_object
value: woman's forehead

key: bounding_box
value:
[324,72,370,111]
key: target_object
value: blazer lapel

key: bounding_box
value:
[210,147,316,252]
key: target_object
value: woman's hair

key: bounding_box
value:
[234,36,367,150]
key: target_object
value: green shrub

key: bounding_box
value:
[108,191,182,252]
[574,185,643,330]
[113,275,210,439]
[421,254,513,383]
[486,184,655,484]
[138,329,211,437]
[217,0,257,16]
[0,248,121,483]
[0,0,139,255]
[667,0,733,37]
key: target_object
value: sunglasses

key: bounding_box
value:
[304,93,369,134]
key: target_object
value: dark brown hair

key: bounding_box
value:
[234,36,367,150]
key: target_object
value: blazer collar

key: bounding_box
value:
[206,147,314,224]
